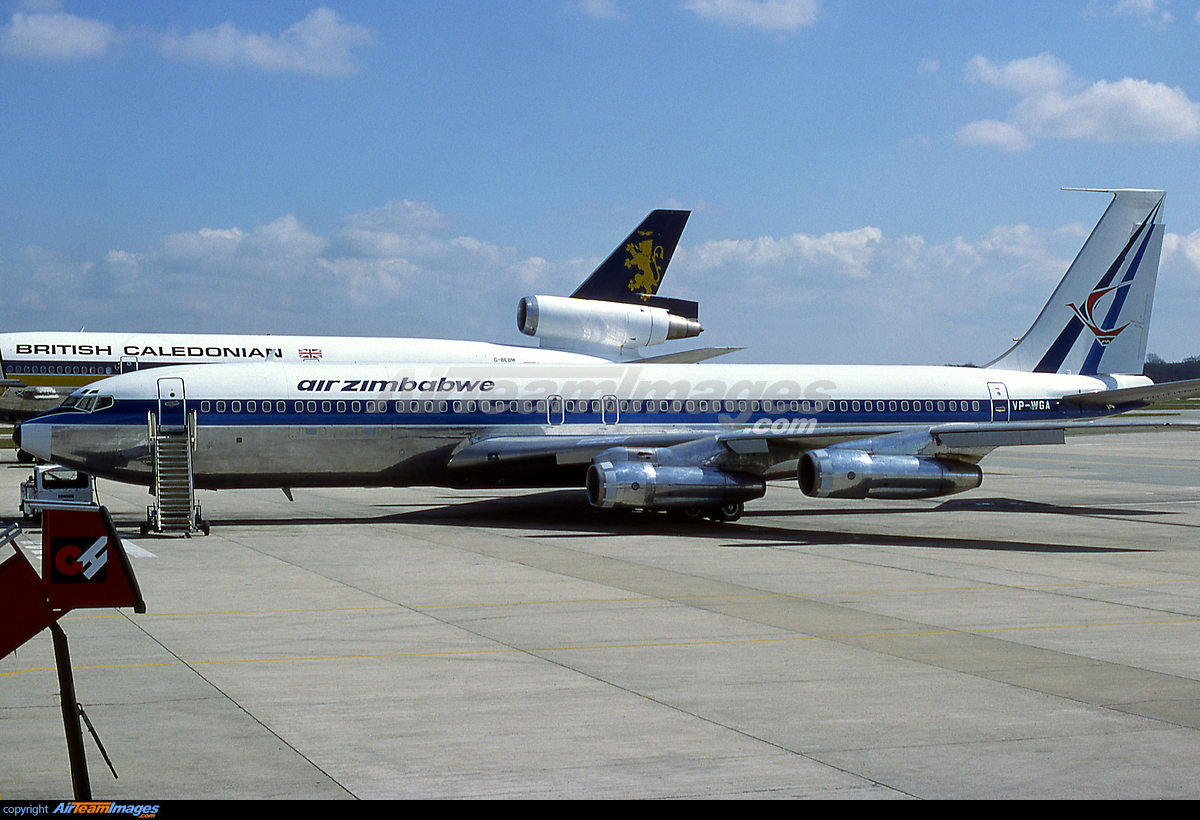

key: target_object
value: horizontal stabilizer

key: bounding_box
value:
[1061,377,1200,406]
[637,347,743,364]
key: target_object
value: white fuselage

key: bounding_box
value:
[0,331,609,388]
[17,360,1147,491]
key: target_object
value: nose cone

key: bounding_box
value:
[14,420,51,462]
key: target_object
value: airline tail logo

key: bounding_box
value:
[50,536,108,583]
[1067,282,1132,346]
[625,230,665,300]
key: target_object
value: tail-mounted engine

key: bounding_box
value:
[798,448,982,500]
[517,294,702,353]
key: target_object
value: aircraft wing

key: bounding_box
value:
[447,417,1200,476]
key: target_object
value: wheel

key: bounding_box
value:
[712,502,744,522]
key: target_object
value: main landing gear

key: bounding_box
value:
[668,501,744,523]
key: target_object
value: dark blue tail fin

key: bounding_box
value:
[570,210,695,318]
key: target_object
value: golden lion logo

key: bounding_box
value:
[624,231,664,300]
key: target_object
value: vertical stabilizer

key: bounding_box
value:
[570,210,690,312]
[987,189,1165,376]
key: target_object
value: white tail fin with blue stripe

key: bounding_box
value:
[987,189,1165,376]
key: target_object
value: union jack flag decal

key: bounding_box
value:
[299,348,322,360]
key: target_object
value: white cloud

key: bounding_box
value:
[1086,0,1174,25]
[5,201,1197,363]
[0,9,123,60]
[681,0,821,32]
[958,53,1200,151]
[688,227,882,278]
[955,119,1032,153]
[1163,229,1200,283]
[159,7,375,77]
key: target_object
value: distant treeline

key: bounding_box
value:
[1144,355,1200,383]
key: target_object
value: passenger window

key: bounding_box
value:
[231,401,241,413]
[217,401,226,413]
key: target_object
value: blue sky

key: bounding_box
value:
[3,0,1200,365]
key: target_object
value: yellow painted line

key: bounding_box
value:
[5,617,1200,679]
[50,576,1200,621]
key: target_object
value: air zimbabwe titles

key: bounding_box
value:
[297,377,496,394]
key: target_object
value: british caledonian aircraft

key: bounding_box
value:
[0,209,718,422]
[17,190,1199,522]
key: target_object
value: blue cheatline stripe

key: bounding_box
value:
[1035,207,1154,374]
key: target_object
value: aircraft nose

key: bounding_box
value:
[14,420,51,462]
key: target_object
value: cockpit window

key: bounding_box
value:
[59,394,113,413]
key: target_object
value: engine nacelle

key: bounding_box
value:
[517,294,702,350]
[798,449,982,500]
[586,460,765,510]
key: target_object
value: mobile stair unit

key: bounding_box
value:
[143,377,209,536]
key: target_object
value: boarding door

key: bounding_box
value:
[987,382,1009,423]
[120,356,139,374]
[158,378,187,430]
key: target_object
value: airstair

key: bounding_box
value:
[144,410,208,536]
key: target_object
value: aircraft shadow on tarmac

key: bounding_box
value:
[191,489,1151,554]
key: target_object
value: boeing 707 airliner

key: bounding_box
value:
[17,190,1196,525]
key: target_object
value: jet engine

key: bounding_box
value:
[517,294,702,351]
[586,460,765,512]
[798,449,982,500]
